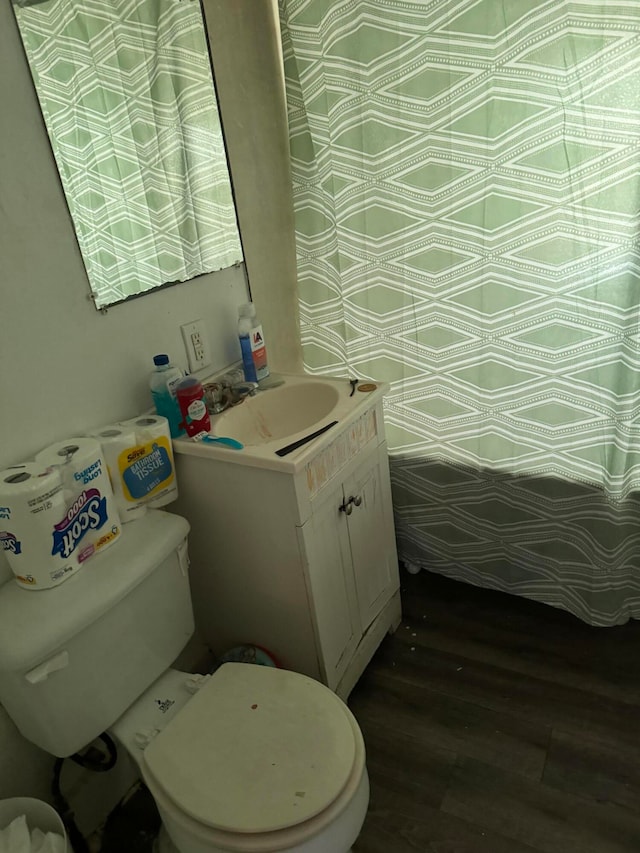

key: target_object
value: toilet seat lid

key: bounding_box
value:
[143,663,358,834]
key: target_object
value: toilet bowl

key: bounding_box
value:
[0,511,369,853]
[112,664,368,853]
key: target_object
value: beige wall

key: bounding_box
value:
[202,0,302,374]
[0,0,299,829]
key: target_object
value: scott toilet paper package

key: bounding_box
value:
[0,440,120,590]
[34,438,121,564]
[0,463,74,589]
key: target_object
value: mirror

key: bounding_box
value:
[12,0,243,309]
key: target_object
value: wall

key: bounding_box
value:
[0,0,299,833]
[202,0,302,376]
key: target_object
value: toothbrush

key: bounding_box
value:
[197,435,244,450]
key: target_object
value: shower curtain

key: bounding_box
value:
[279,0,640,625]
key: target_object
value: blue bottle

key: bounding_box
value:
[238,303,269,383]
[149,354,185,437]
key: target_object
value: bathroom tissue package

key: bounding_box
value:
[90,415,178,519]
[86,425,148,523]
[0,438,121,589]
[117,415,179,509]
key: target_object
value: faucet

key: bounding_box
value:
[203,379,256,414]
[204,372,280,415]
[228,381,258,402]
[220,374,258,407]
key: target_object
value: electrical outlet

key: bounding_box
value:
[181,319,211,372]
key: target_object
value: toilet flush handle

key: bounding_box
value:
[134,727,160,749]
[185,674,211,694]
[25,651,69,684]
[177,539,190,577]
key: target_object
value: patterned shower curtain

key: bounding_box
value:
[280,0,640,625]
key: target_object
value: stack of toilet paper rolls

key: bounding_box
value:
[87,424,148,523]
[0,417,178,591]
[0,438,121,589]
[89,414,178,518]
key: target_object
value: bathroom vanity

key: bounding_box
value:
[171,374,401,698]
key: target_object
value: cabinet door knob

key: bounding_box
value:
[339,498,353,515]
[352,494,362,507]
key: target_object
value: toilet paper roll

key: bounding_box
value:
[35,438,121,562]
[119,415,179,508]
[0,462,80,589]
[87,425,148,523]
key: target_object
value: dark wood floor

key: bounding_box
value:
[349,570,640,853]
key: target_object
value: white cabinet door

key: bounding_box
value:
[299,480,360,690]
[344,443,398,631]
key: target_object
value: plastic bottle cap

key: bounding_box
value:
[176,376,200,391]
[238,303,256,318]
[153,354,170,366]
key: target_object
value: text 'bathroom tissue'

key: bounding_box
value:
[117,415,178,509]
[87,425,148,523]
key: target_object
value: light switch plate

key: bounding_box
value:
[181,319,211,372]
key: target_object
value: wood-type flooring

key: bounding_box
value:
[350,570,640,853]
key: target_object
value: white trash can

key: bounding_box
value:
[0,797,68,852]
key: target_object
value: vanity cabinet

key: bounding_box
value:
[172,389,401,699]
[300,441,399,691]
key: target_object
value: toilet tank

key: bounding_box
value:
[0,510,193,757]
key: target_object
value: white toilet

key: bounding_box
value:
[0,510,369,853]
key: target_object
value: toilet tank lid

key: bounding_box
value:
[0,510,190,672]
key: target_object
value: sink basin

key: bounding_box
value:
[211,381,341,446]
[173,372,389,472]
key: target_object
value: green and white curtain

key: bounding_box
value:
[14,0,242,308]
[280,0,640,625]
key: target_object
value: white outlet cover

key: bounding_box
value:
[181,319,211,372]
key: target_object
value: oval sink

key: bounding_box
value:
[211,381,340,446]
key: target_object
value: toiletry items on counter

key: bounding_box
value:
[176,377,211,438]
[0,438,122,590]
[149,354,185,438]
[238,303,269,383]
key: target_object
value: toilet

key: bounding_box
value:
[0,510,369,853]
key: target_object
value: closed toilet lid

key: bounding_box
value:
[143,663,358,834]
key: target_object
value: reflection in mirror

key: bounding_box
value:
[13,0,243,309]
